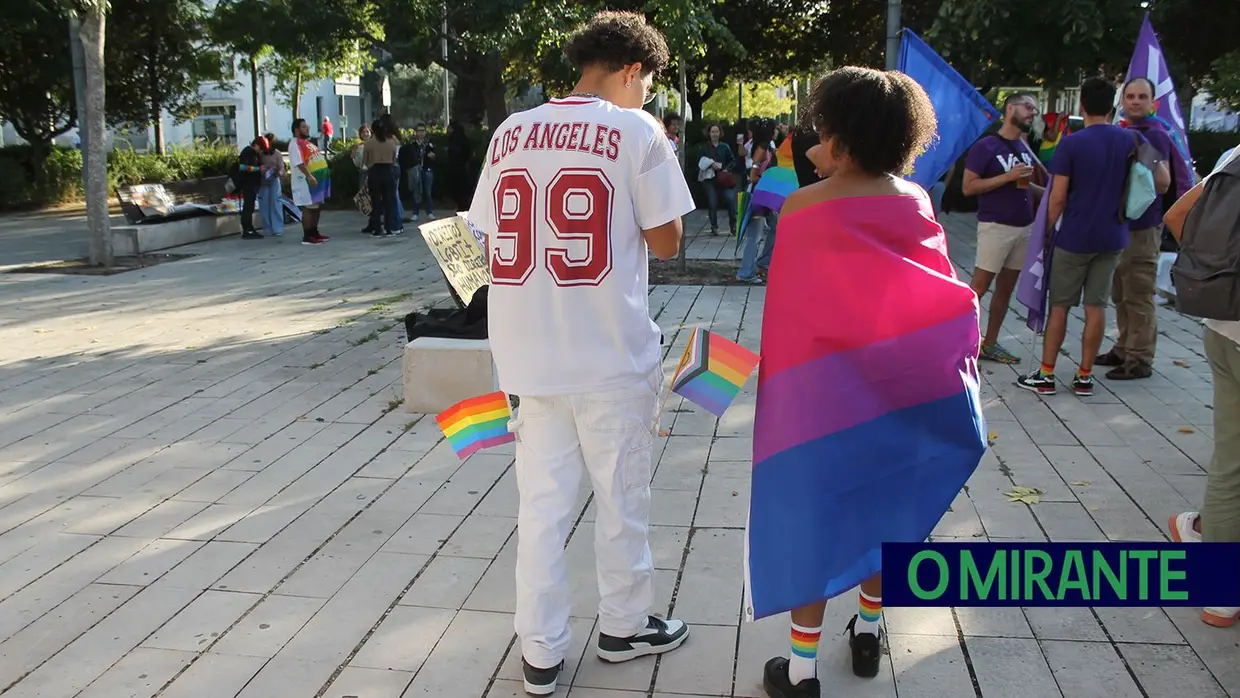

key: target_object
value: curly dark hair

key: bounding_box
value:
[801,67,937,177]
[563,11,670,76]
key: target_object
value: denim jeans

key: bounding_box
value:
[420,167,434,216]
[737,211,778,279]
[258,177,284,235]
[929,181,946,217]
[392,164,405,226]
[756,211,778,269]
[703,182,736,231]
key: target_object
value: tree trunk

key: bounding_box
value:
[249,56,260,137]
[293,68,303,119]
[677,59,688,272]
[149,49,164,154]
[482,51,507,130]
[79,7,111,267]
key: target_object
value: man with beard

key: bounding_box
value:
[1096,77,1193,380]
[962,92,1043,364]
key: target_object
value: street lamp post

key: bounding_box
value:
[885,0,902,71]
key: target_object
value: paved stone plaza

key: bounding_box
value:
[0,208,1236,698]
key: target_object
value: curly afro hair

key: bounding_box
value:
[801,67,938,177]
[563,11,670,76]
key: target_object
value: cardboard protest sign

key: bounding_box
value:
[458,211,488,253]
[419,216,491,306]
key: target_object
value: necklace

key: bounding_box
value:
[566,91,603,100]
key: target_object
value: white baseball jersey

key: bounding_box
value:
[468,96,695,397]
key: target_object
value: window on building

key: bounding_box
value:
[192,104,238,146]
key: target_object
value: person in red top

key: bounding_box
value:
[321,117,334,150]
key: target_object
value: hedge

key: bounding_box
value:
[2,126,1232,212]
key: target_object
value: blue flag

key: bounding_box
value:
[898,30,1000,188]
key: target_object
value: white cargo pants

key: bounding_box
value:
[510,369,662,668]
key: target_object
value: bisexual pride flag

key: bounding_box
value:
[744,197,987,620]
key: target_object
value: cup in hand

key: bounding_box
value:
[1016,165,1033,189]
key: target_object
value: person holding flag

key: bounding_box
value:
[751,67,985,698]
[1096,76,1195,380]
[466,11,694,695]
[961,92,1045,365]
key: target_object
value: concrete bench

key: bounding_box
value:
[403,337,498,414]
[112,213,259,256]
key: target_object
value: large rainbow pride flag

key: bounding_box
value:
[297,139,332,204]
[737,137,798,251]
[743,195,987,620]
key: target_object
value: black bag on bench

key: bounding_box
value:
[404,285,489,342]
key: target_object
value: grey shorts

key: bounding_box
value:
[1049,248,1122,308]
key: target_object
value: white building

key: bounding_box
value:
[1,68,373,152]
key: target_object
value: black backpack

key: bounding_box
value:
[1172,154,1240,320]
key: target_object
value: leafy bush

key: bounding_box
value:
[0,143,237,210]
[1186,129,1238,177]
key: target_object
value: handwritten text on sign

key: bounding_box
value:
[418,216,491,305]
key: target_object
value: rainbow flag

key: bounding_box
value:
[670,328,760,417]
[743,196,987,620]
[297,139,332,204]
[436,391,515,459]
[738,137,798,252]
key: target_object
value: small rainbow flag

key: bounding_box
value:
[436,391,515,459]
[670,328,761,417]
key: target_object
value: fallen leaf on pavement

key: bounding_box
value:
[1004,486,1043,505]
[1178,427,1195,434]
[1072,481,1090,486]
[1173,360,1190,367]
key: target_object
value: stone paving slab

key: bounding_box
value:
[0,207,1235,698]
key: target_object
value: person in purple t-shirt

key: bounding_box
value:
[962,92,1045,365]
[1017,77,1169,398]
[1095,77,1192,380]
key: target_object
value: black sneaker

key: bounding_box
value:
[762,657,820,698]
[370,230,391,238]
[1016,369,1056,395]
[596,616,689,663]
[241,231,264,239]
[1072,374,1094,397]
[522,658,562,696]
[845,616,882,678]
[1095,349,1124,367]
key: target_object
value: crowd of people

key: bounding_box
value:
[223,13,1238,697]
[228,115,478,245]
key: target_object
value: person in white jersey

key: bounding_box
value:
[466,11,696,696]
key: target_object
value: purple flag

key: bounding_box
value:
[1015,179,1055,333]
[1126,14,1195,185]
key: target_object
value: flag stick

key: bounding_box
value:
[652,329,697,436]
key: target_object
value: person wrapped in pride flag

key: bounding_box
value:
[748,68,987,698]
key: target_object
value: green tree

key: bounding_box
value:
[268,0,380,117]
[0,0,77,171]
[700,80,794,122]
[926,0,1144,92]
[207,0,275,139]
[104,0,220,154]
[1205,51,1240,113]
[1153,0,1240,111]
